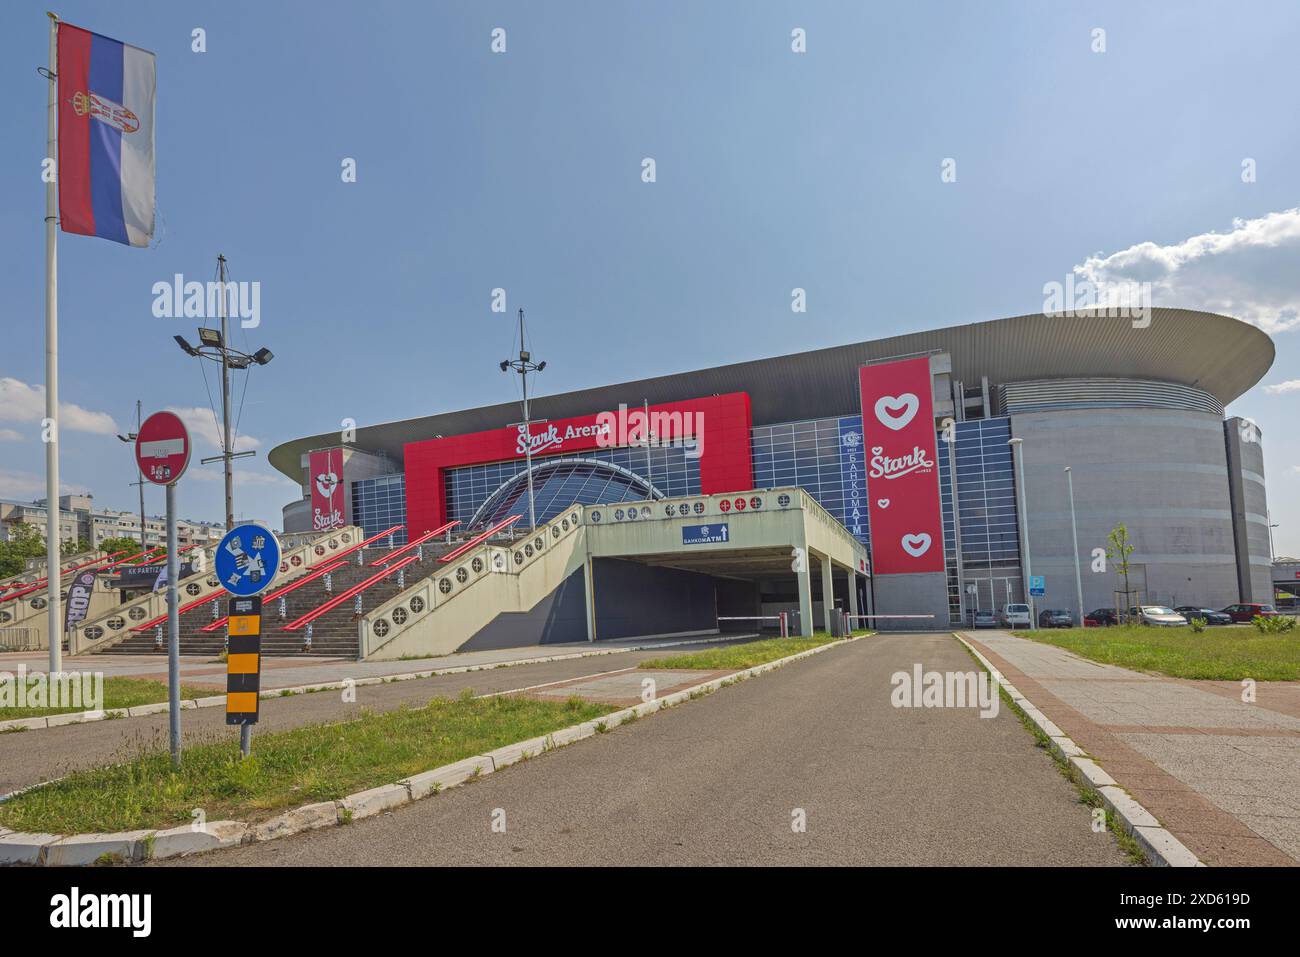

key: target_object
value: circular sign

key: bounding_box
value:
[214,523,281,597]
[135,411,191,485]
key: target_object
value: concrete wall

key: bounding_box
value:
[1009,408,1244,613]
[592,558,718,639]
[457,566,589,651]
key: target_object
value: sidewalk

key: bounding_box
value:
[963,631,1300,866]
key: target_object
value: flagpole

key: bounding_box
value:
[44,10,62,674]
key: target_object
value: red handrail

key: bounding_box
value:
[0,548,145,601]
[143,543,200,566]
[438,515,522,564]
[96,546,167,574]
[368,522,458,567]
[309,524,404,569]
[129,588,232,633]
[201,559,347,631]
[282,555,418,632]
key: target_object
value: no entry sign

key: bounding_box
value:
[135,411,191,485]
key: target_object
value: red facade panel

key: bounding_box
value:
[404,393,753,534]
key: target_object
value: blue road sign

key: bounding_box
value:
[1029,575,1046,597]
[682,523,729,545]
[215,523,282,597]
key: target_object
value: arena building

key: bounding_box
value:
[270,308,1275,631]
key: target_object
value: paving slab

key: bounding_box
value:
[965,631,1300,865]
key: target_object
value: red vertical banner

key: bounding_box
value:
[859,358,945,574]
[309,448,346,531]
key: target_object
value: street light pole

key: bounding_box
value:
[1008,437,1034,628]
[1065,466,1085,626]
[118,400,148,549]
[218,254,234,531]
[173,254,274,534]
[500,308,546,531]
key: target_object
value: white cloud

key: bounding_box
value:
[1264,379,1300,395]
[165,406,261,453]
[0,378,119,434]
[0,428,23,442]
[0,468,92,501]
[1073,206,1300,334]
[187,468,295,487]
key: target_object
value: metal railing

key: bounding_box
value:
[282,555,419,632]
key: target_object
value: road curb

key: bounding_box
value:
[0,633,753,734]
[0,635,859,865]
[954,633,1203,868]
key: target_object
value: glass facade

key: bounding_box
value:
[445,444,701,530]
[350,474,408,545]
[751,417,869,548]
[751,414,1022,623]
[348,411,1022,624]
[468,458,659,530]
[945,416,1024,622]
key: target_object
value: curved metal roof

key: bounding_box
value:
[269,308,1273,479]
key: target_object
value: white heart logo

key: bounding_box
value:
[315,471,339,498]
[874,393,919,431]
[901,532,931,557]
[877,498,890,508]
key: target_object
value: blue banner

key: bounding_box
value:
[838,416,868,546]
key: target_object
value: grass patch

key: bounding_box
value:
[1026,625,1300,681]
[0,676,208,720]
[0,692,614,835]
[638,635,846,671]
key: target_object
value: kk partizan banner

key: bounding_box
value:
[859,357,946,575]
[309,448,346,532]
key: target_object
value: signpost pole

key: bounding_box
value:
[165,481,181,767]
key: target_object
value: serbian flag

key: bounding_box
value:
[57,22,155,247]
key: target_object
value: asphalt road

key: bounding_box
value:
[0,641,741,795]
[161,634,1131,866]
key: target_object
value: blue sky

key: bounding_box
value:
[1,1,1297,554]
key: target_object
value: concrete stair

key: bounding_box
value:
[98,536,502,658]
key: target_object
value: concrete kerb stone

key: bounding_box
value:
[148,821,248,860]
[1134,825,1204,868]
[338,783,412,821]
[954,633,1203,868]
[7,635,860,865]
[0,716,48,732]
[0,831,61,864]
[402,755,494,799]
[251,801,340,843]
[45,829,155,866]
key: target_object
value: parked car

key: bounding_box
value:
[999,603,1032,629]
[1128,605,1189,627]
[1086,608,1119,627]
[1174,606,1233,626]
[1221,602,1279,623]
[972,609,997,629]
[1038,609,1073,628]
